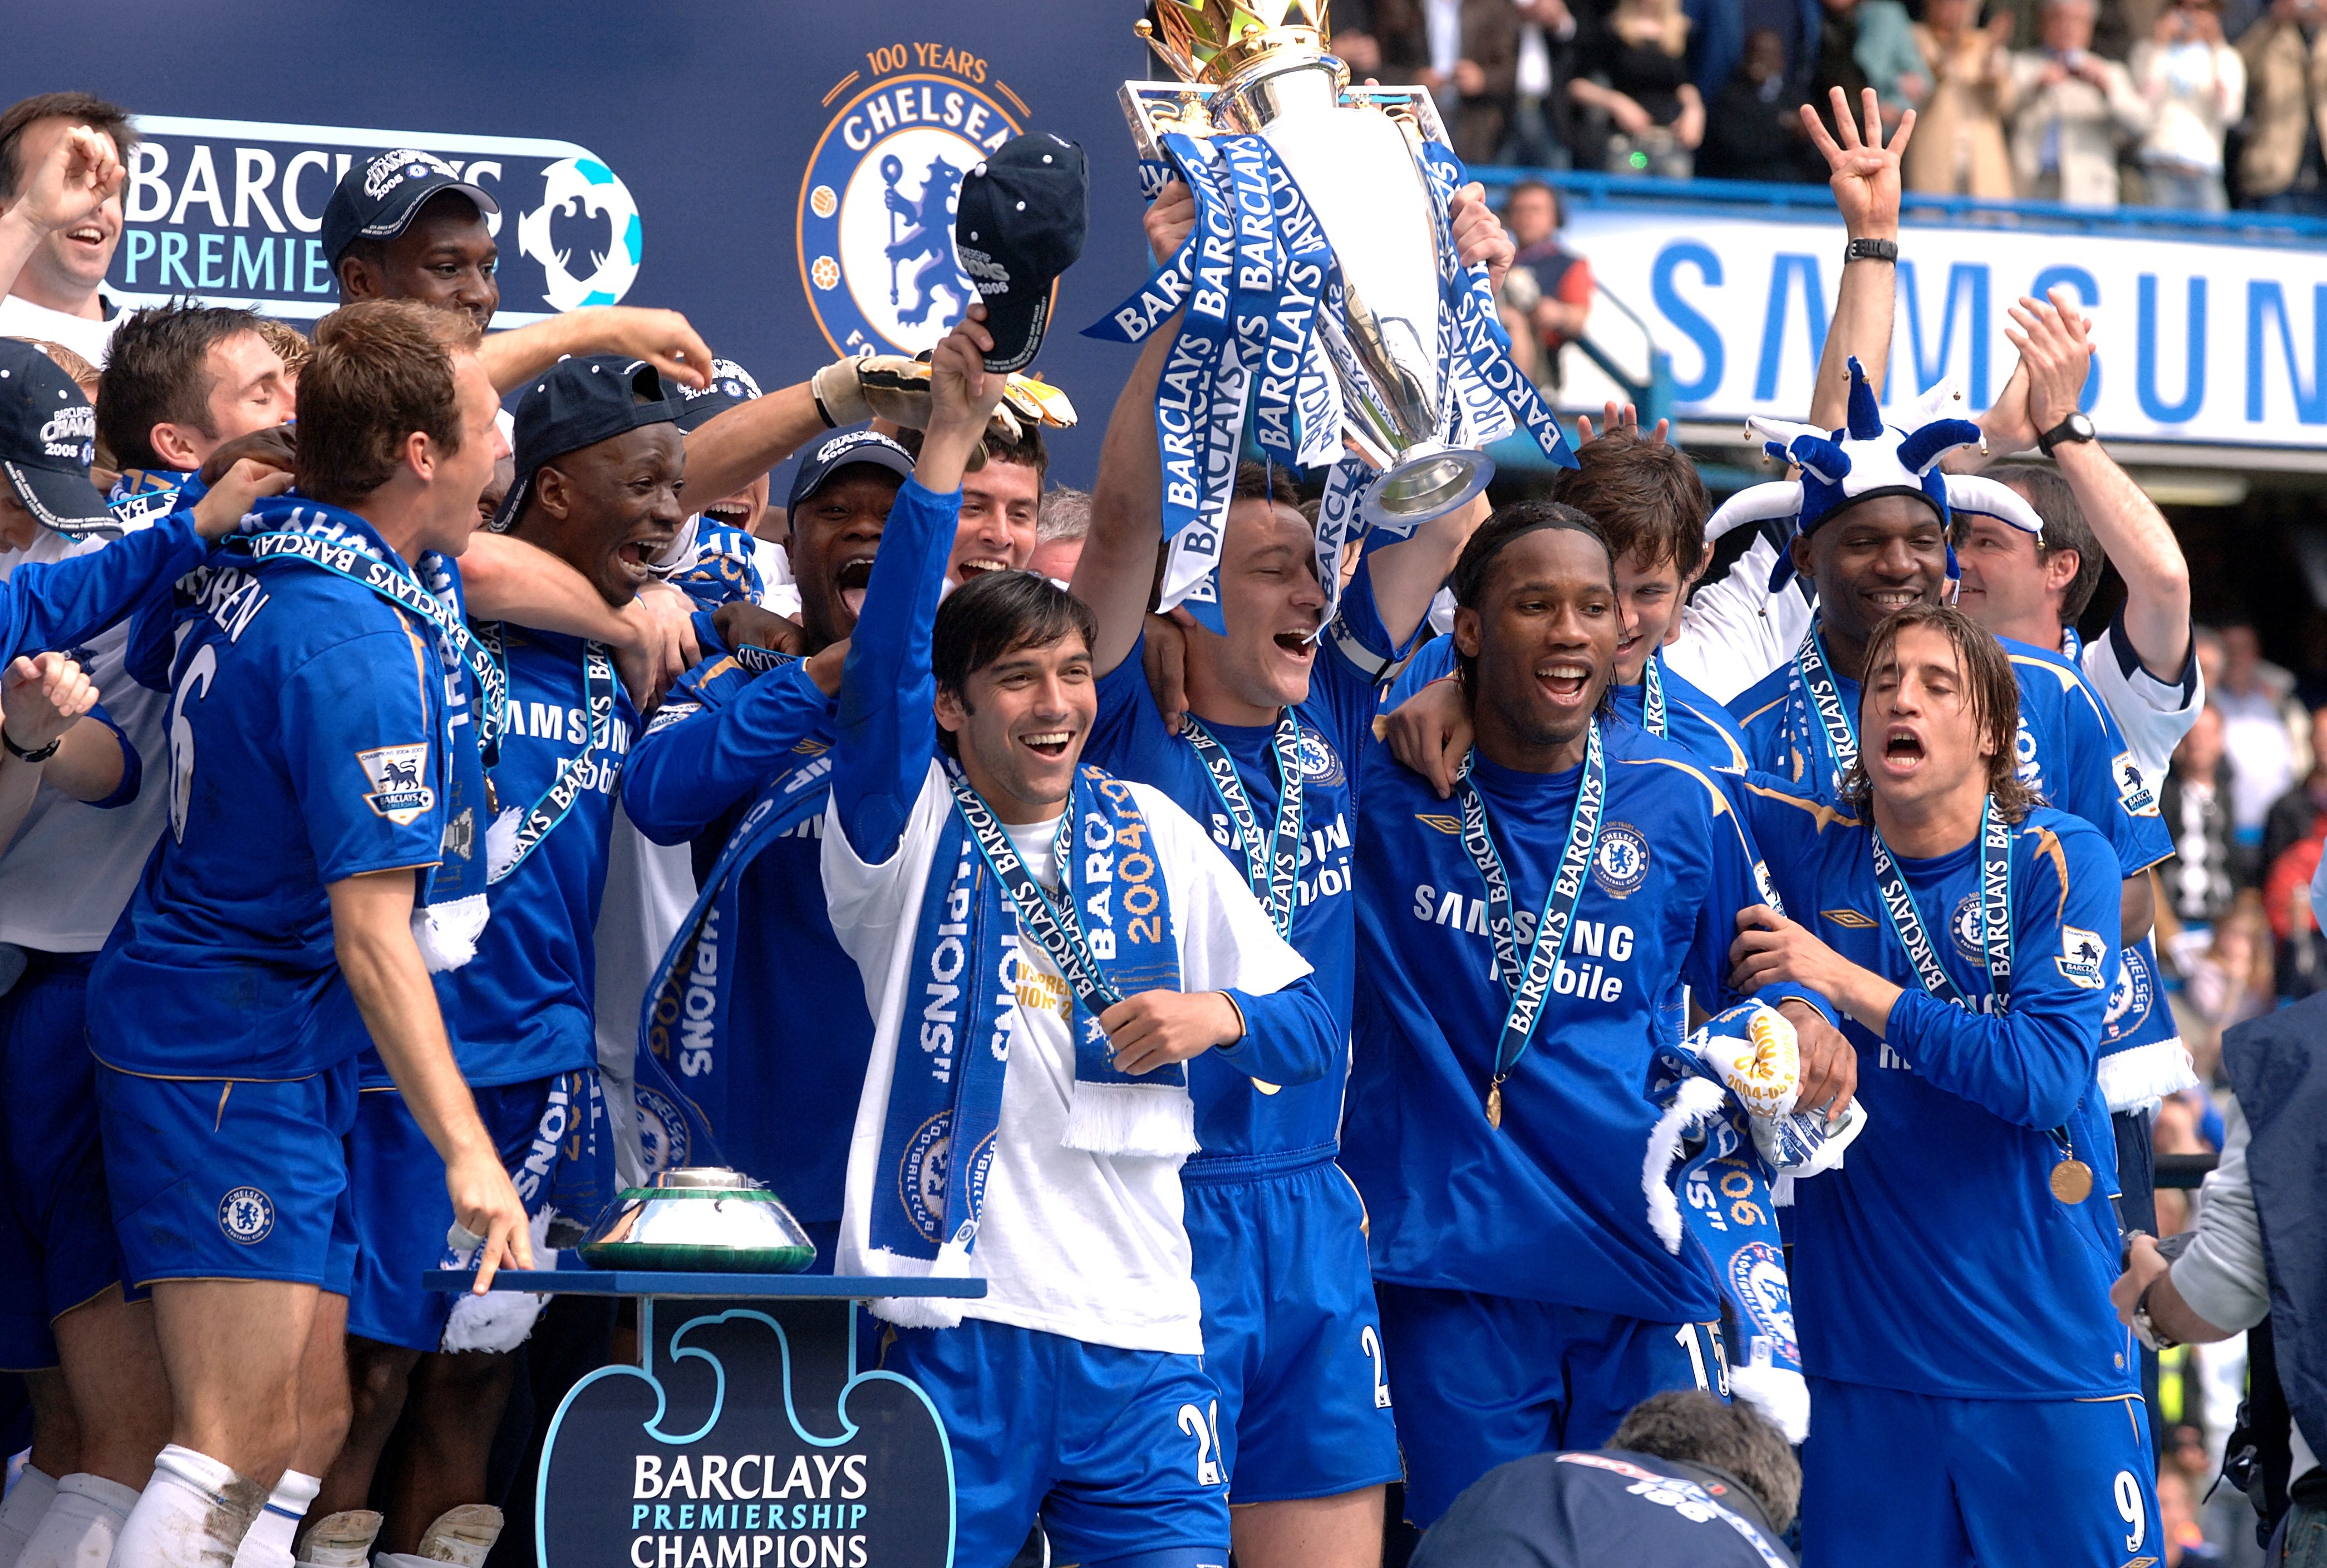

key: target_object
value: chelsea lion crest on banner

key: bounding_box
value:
[1593,823,1650,898]
[798,66,1024,357]
[1726,1240,1799,1366]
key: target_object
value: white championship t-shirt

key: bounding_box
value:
[0,527,170,951]
[823,764,1311,1354]
[0,292,123,370]
[2078,616,2202,783]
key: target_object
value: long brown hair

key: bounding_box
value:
[1841,603,2044,822]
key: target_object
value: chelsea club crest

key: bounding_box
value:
[798,63,1025,358]
[1593,823,1650,898]
[1950,893,1985,962]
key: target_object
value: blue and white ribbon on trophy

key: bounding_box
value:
[1085,123,1572,631]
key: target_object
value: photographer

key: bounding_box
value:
[2113,994,2327,1561]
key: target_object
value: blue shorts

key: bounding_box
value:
[1374,1283,1724,1526]
[1801,1378,2160,1568]
[1182,1146,1401,1503]
[878,1318,1229,1568]
[96,1056,359,1294]
[347,1068,613,1352]
[0,951,125,1369]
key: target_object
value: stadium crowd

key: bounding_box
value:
[0,61,2321,1568]
[1334,0,2324,213]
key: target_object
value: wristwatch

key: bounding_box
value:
[1,727,60,764]
[2132,1277,2180,1352]
[1843,237,1899,266]
[2038,410,2098,456]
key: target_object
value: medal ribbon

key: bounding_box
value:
[1180,710,1305,938]
[237,516,506,759]
[1644,652,1668,739]
[1869,798,2013,1009]
[474,622,616,883]
[1868,800,2083,1177]
[945,768,1124,1015]
[1455,721,1609,1114]
[1792,630,1856,795]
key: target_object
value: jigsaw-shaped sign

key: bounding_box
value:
[540,1299,955,1567]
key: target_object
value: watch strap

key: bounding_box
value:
[2038,412,2095,456]
[1,728,60,764]
[1844,237,1900,264]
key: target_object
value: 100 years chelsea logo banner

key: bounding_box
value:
[796,42,1027,358]
[106,116,641,325]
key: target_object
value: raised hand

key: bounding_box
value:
[1146,178,1197,268]
[5,125,124,240]
[191,457,296,540]
[1800,85,1915,240]
[1449,181,1516,294]
[573,306,715,391]
[2,651,98,756]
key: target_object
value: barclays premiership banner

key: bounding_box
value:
[1561,207,2327,451]
[28,0,1159,484]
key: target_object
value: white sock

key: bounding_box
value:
[225,1472,317,1568]
[0,1465,60,1568]
[111,1446,262,1568]
[18,1473,138,1568]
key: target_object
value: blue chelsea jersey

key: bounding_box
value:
[1728,631,2171,882]
[1734,779,2135,1399]
[1345,723,1811,1322]
[90,543,459,1080]
[1076,574,1387,1159]
[423,626,638,1089]
[623,647,870,1226]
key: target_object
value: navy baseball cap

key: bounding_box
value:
[494,356,676,531]
[322,149,499,269]
[0,340,110,539]
[660,358,764,434]
[954,134,1089,374]
[785,428,914,514]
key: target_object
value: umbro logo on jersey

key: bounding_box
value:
[1414,813,1462,834]
[1819,908,1878,928]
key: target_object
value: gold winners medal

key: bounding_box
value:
[1486,1081,1504,1129]
[2049,1157,2094,1204]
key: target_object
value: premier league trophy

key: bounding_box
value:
[1094,0,1570,623]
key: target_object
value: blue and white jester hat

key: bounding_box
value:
[1704,357,2044,591]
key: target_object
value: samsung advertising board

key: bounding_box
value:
[1563,206,2327,455]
